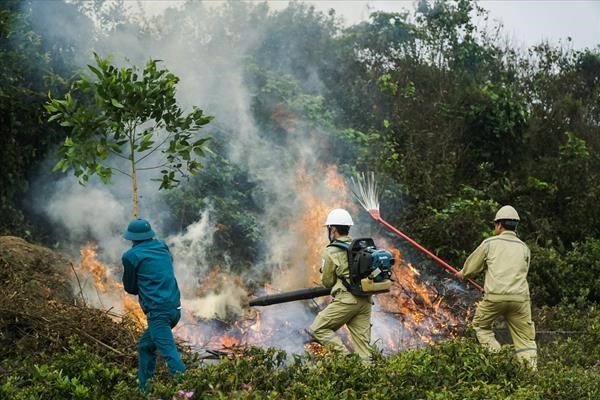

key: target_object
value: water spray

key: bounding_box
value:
[349,172,484,293]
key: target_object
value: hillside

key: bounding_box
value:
[0,236,139,370]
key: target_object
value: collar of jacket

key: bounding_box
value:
[132,239,153,247]
[499,231,518,238]
[334,235,352,243]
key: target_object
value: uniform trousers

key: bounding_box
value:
[138,308,186,390]
[472,298,537,369]
[310,296,372,361]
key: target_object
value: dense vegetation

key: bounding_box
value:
[3,310,600,399]
[1,0,599,398]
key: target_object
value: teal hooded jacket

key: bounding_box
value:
[122,239,181,313]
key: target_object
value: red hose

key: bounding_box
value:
[370,210,484,293]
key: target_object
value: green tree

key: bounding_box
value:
[457,80,529,179]
[0,0,73,235]
[45,54,212,217]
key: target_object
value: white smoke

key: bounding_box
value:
[27,0,362,344]
[43,179,129,260]
[183,282,247,320]
[167,209,216,289]
[166,209,249,319]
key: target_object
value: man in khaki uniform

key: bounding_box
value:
[456,205,537,369]
[310,208,373,361]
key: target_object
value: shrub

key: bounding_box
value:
[0,342,142,400]
[529,237,600,306]
[2,319,599,399]
[536,304,600,367]
[564,237,600,304]
[535,362,600,400]
[414,186,498,265]
[528,243,570,306]
[150,339,531,400]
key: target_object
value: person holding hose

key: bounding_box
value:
[310,208,373,362]
[456,205,537,370]
[121,218,186,390]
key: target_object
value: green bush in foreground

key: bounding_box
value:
[0,343,141,399]
[3,333,599,400]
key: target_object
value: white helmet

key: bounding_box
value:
[324,208,354,226]
[494,205,520,222]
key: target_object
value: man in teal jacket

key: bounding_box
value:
[122,218,185,390]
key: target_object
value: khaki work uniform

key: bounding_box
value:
[462,230,537,369]
[310,236,373,361]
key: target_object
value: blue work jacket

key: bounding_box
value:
[122,239,181,314]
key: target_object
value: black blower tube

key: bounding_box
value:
[249,287,332,307]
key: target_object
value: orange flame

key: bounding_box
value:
[75,243,146,328]
[292,164,356,286]
[77,165,469,354]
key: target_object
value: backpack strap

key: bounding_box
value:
[326,241,353,291]
[327,240,350,251]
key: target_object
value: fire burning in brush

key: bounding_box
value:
[350,172,484,293]
[375,256,463,347]
[290,163,354,287]
[72,167,475,357]
[74,243,146,328]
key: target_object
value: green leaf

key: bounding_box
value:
[87,64,103,79]
[51,160,65,173]
[48,113,63,123]
[109,143,122,153]
[111,98,125,108]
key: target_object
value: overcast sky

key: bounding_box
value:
[139,1,600,51]
[479,0,600,50]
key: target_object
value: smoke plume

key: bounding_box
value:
[24,0,475,355]
[28,0,349,318]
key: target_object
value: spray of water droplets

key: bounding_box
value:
[349,172,380,212]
